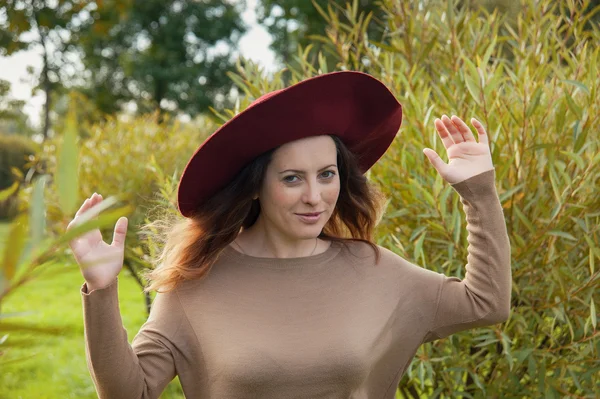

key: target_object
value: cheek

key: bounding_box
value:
[323,184,341,205]
[264,183,296,210]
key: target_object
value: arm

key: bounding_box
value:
[421,115,511,341]
[424,168,511,342]
[81,277,183,399]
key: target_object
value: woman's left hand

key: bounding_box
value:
[423,115,494,184]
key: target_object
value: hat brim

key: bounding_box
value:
[177,71,402,217]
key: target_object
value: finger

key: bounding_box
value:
[89,192,101,207]
[451,115,476,142]
[471,118,489,145]
[72,194,100,225]
[74,192,100,217]
[423,148,448,175]
[75,198,92,218]
[434,118,454,150]
[442,115,464,143]
[111,217,128,248]
[76,200,105,226]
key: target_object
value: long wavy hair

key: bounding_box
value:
[142,135,387,293]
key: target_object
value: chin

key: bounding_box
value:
[290,224,323,238]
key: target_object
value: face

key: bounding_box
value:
[255,135,340,241]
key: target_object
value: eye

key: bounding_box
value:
[283,175,299,183]
[320,170,336,179]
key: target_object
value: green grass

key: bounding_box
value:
[0,233,184,398]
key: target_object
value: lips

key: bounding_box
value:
[295,212,323,224]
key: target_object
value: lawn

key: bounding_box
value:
[0,222,184,398]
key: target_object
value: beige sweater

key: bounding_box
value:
[81,169,511,398]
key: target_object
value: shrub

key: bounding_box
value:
[14,110,216,311]
[0,134,39,220]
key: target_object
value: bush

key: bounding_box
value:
[14,110,216,310]
[228,0,599,396]
[0,134,39,220]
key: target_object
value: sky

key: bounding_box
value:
[0,0,276,127]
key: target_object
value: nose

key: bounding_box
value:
[302,178,321,205]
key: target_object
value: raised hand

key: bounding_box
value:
[423,115,494,184]
[67,193,129,291]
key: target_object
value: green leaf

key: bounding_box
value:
[573,121,589,153]
[562,79,590,95]
[29,175,49,252]
[547,231,577,241]
[386,209,409,219]
[481,35,497,66]
[56,108,79,215]
[410,225,427,242]
[462,56,483,105]
[1,214,28,281]
[498,184,524,203]
[414,231,427,265]
[526,87,543,117]
[548,167,562,203]
[464,74,482,106]
[418,361,425,390]
[0,182,19,201]
[452,207,462,245]
[560,151,585,170]
[564,91,583,119]
[555,100,567,134]
[514,206,535,233]
[591,299,597,330]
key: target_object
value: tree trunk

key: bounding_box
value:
[35,8,51,141]
[154,78,166,124]
[41,60,51,140]
[123,260,152,315]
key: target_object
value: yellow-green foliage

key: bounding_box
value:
[10,111,216,300]
[20,112,212,230]
[230,0,599,397]
[76,114,211,225]
[0,134,39,219]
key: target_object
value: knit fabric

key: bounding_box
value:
[81,168,511,398]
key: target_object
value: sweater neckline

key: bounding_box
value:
[221,239,343,269]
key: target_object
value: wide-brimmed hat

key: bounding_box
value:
[177,70,403,217]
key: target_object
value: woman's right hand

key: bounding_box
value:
[67,192,128,292]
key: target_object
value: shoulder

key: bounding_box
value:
[144,286,188,338]
[339,240,444,283]
[337,240,411,268]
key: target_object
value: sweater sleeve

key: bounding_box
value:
[81,277,184,399]
[424,168,512,342]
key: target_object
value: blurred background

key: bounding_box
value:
[1,0,599,398]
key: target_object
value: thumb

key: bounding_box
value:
[423,148,447,174]
[111,217,128,248]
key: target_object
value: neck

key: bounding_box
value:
[235,220,321,258]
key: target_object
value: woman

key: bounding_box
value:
[69,71,511,398]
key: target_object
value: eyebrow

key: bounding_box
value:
[278,164,338,174]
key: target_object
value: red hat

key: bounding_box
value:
[177,70,402,217]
